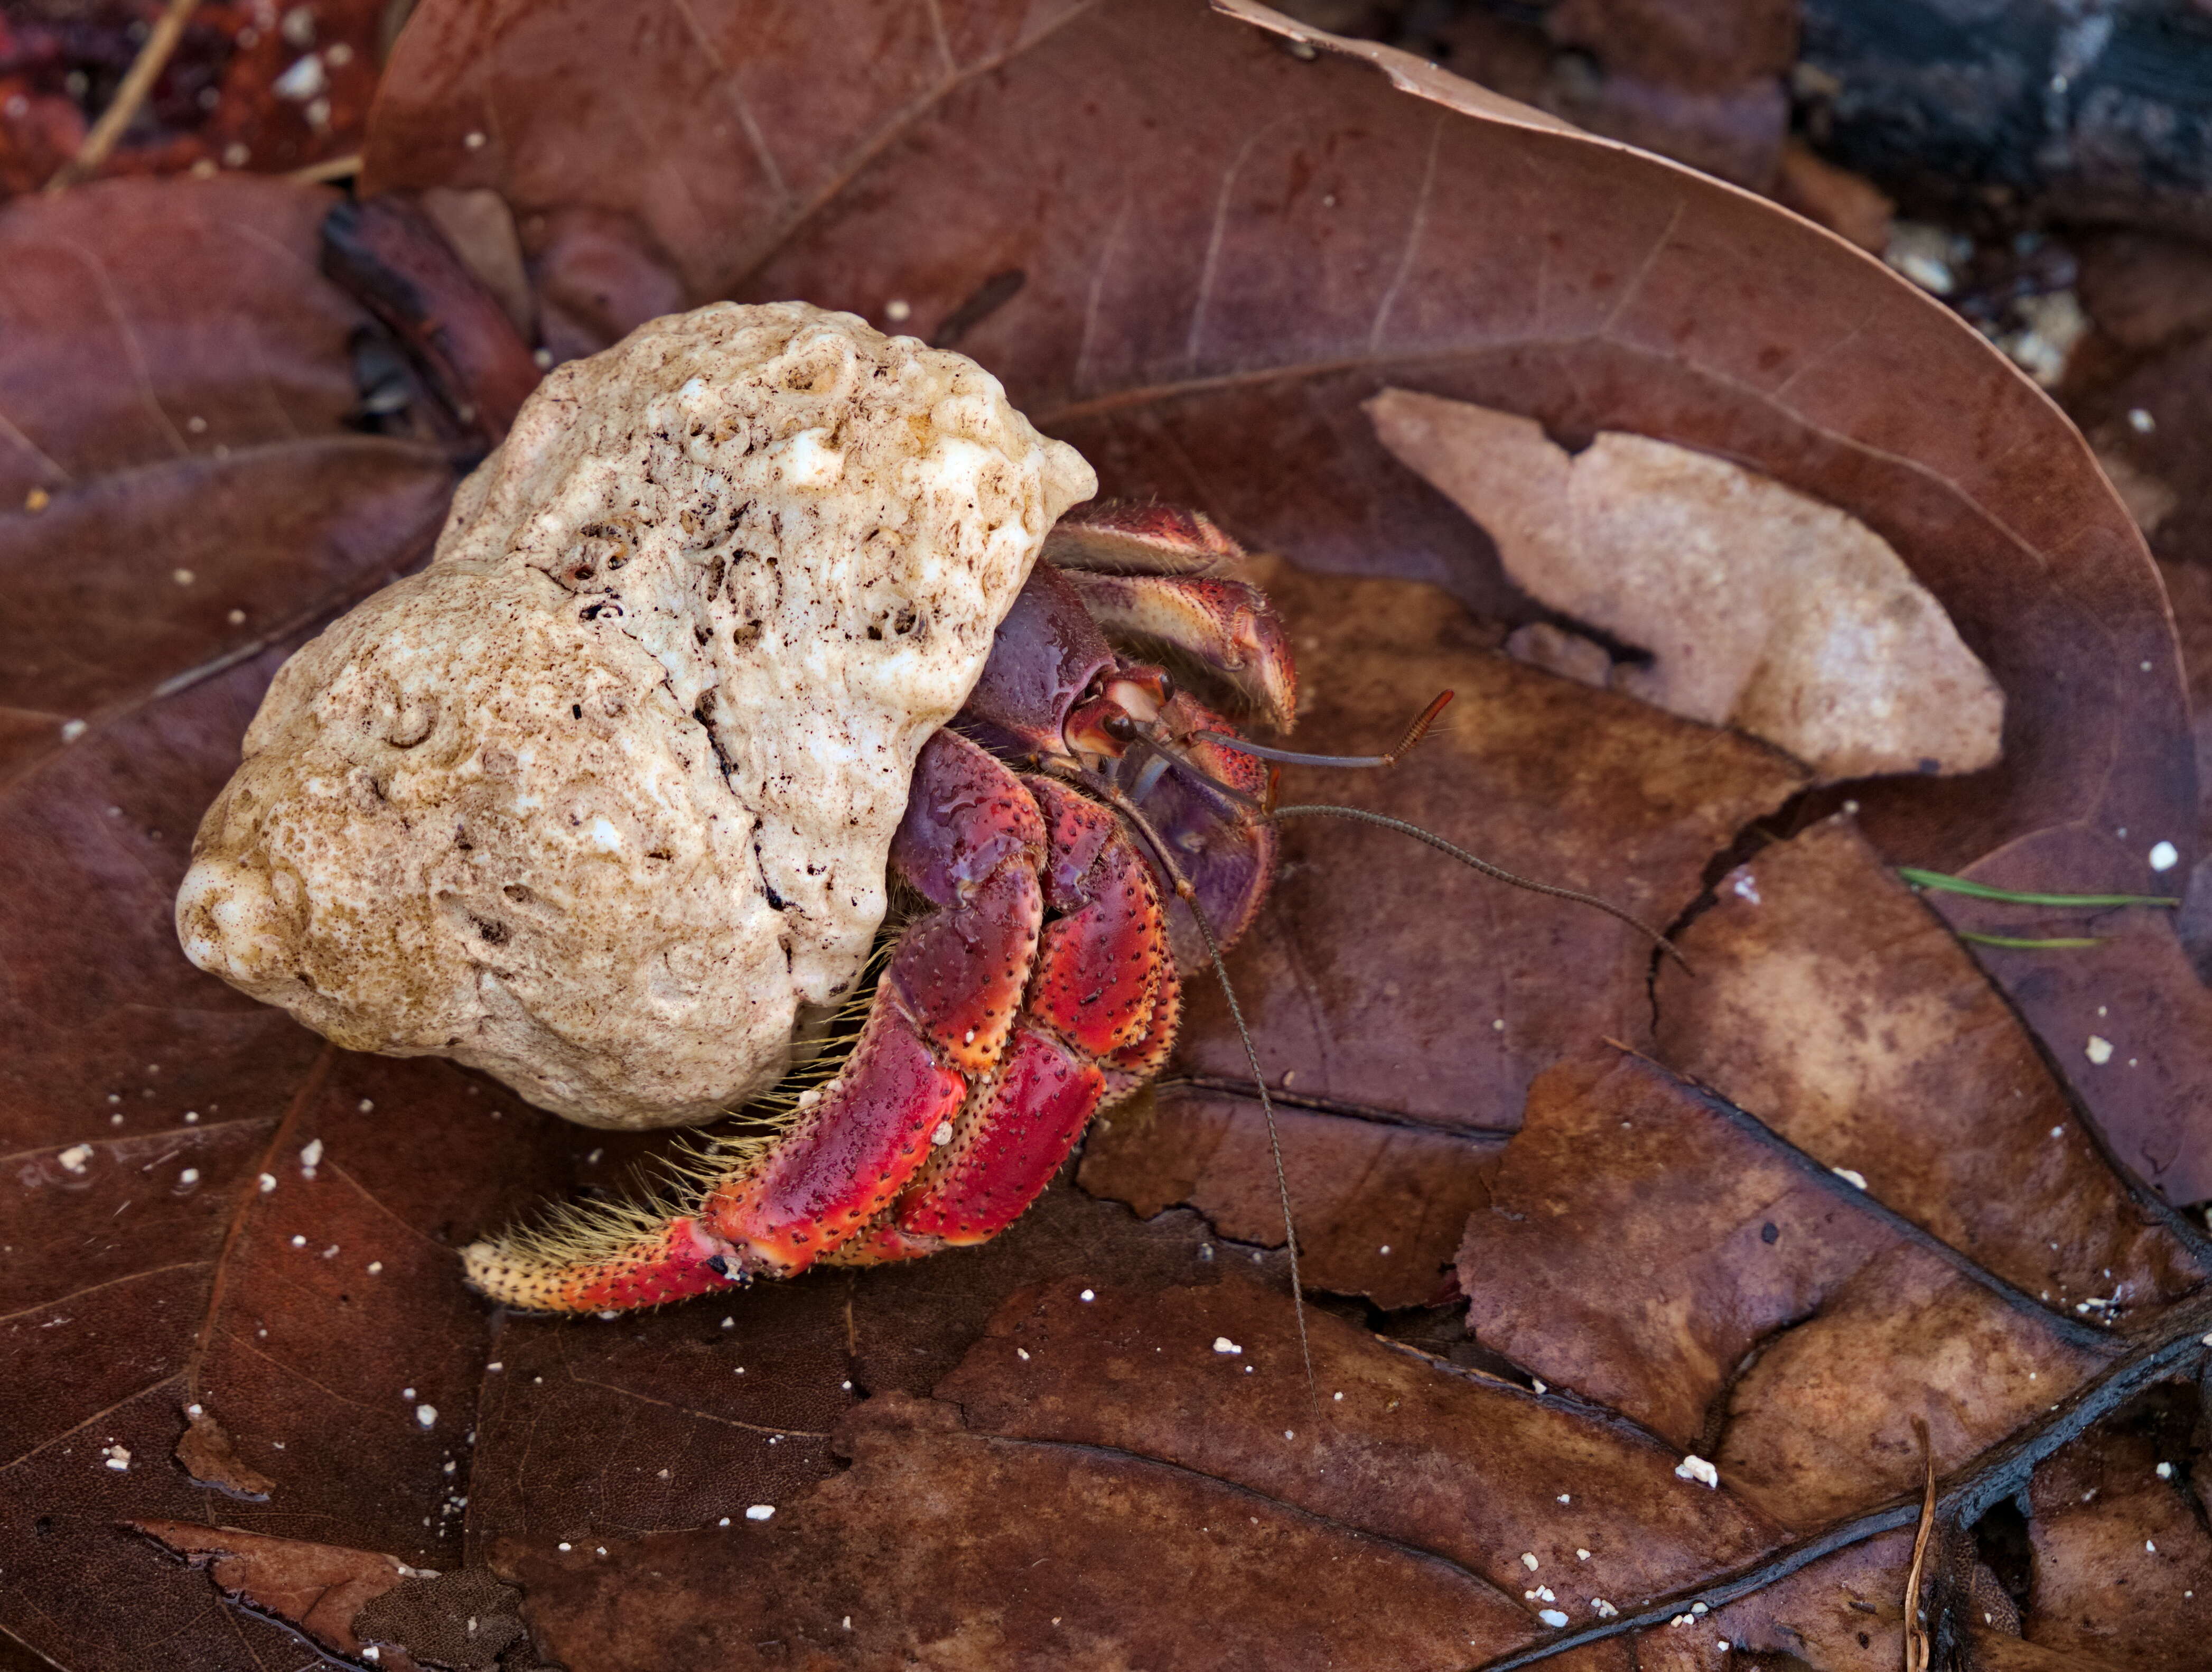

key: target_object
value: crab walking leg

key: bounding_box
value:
[461,732,1046,1311]
[829,778,1180,1264]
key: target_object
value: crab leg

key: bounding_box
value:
[462,732,1046,1311]
[829,777,1178,1264]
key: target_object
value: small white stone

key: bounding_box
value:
[258,1173,277,1193]
[718,1517,730,1526]
[2157,1461,2174,1479]
[2150,840,2179,872]
[1691,1602,1708,1616]
[104,1445,132,1471]
[1016,1348,1030,1361]
[1832,1167,1868,1190]
[416,1404,437,1428]
[1520,1552,1539,1571]
[1676,1454,1720,1488]
[1538,1609,1569,1628]
[1556,1493,1570,1504]
[1079,1289,1095,1302]
[172,567,196,586]
[290,1234,307,1248]
[2147,1539,2157,1553]
[1213,1337,1243,1355]
[301,1138,324,1173]
[2086,1035,2115,1066]
[57,1144,92,1174]
[929,1120,954,1146]
[59,718,88,742]
[272,54,327,101]
[2129,407,2156,434]
[884,299,912,322]
[745,1504,776,1521]
[368,1261,384,1275]
[463,129,487,150]
[1592,1599,1616,1618]
[1577,1549,1591,1561]
[179,1168,199,1185]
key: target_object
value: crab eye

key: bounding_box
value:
[1102,711,1139,743]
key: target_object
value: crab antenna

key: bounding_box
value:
[1196,690,1454,771]
[1270,803,1692,973]
[1078,770,1321,1426]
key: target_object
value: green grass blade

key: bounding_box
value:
[1898,868,2179,909]
[1954,932,2106,950]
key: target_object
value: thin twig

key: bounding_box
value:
[287,152,364,184]
[45,0,202,193]
[1903,1417,1935,1672]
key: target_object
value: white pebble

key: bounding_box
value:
[57,1145,92,1174]
[358,1099,375,1114]
[1213,1337,1243,1355]
[745,1504,775,1521]
[2157,1461,2173,1479]
[60,718,88,742]
[104,1445,132,1471]
[368,1261,384,1275]
[1676,1454,1720,1489]
[1832,1167,1868,1190]
[2086,1035,2114,1066]
[1538,1609,1569,1628]
[290,1234,307,1248]
[300,1138,323,1173]
[1576,1548,1591,1560]
[1520,1552,1539,1571]
[930,1120,954,1146]
[1592,1598,1616,1618]
[416,1404,437,1429]
[2150,840,2179,872]
[179,1168,200,1185]
[258,1173,277,1193]
[1079,1289,1095,1302]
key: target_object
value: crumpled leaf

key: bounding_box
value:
[8,4,2211,1671]
[1365,387,2006,781]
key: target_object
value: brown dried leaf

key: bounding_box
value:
[9,4,2209,1670]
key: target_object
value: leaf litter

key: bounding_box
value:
[5,2,2211,1669]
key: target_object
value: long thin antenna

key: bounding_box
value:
[1079,770,1321,1422]
[1271,803,1691,972]
[1196,690,1453,771]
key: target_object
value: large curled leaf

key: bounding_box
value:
[6,5,2210,1670]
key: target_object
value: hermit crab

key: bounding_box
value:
[175,301,1330,1314]
[176,300,1638,1318]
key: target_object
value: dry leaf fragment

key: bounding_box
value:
[129,1520,423,1666]
[1367,388,2005,782]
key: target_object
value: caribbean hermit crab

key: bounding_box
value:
[175,301,1314,1314]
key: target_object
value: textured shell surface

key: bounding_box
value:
[177,301,1096,1128]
